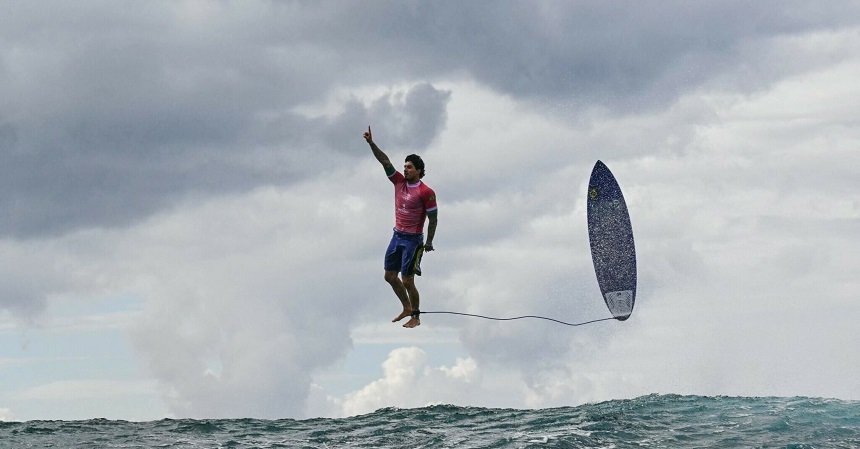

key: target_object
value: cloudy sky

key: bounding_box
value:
[1,0,859,421]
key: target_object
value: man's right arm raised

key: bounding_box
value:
[364,126,394,174]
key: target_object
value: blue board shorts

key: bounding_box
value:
[384,228,425,276]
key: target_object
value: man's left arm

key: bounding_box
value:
[425,210,437,251]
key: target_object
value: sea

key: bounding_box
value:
[1,395,858,448]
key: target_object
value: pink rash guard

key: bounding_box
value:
[388,171,437,235]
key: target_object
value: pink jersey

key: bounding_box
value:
[389,171,437,235]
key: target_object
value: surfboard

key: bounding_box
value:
[587,160,637,320]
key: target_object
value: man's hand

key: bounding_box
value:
[366,125,393,170]
[424,243,434,252]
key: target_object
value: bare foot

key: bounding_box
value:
[403,317,421,328]
[392,309,412,323]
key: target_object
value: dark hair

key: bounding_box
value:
[405,154,426,179]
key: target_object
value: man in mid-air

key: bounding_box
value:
[363,126,438,328]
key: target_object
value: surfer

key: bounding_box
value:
[364,126,438,328]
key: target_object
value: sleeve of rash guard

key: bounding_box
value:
[423,186,437,212]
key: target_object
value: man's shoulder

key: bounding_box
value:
[419,182,437,205]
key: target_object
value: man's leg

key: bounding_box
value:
[401,275,420,328]
[385,270,412,322]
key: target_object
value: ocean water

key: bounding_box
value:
[1,395,858,448]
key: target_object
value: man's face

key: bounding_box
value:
[403,161,420,182]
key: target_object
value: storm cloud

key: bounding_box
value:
[1,1,859,420]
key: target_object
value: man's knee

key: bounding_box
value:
[384,271,400,284]
[401,275,415,289]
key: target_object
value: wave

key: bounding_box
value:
[1,394,858,448]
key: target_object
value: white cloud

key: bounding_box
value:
[122,184,370,418]
[17,379,158,402]
[321,345,651,418]
[2,4,859,421]
[124,57,860,418]
[332,347,498,417]
[350,322,461,346]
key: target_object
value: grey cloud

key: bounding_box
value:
[365,83,452,151]
[3,1,859,417]
[131,300,353,418]
[0,6,451,238]
[311,83,451,154]
[342,1,860,110]
[4,1,855,239]
[0,281,46,320]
